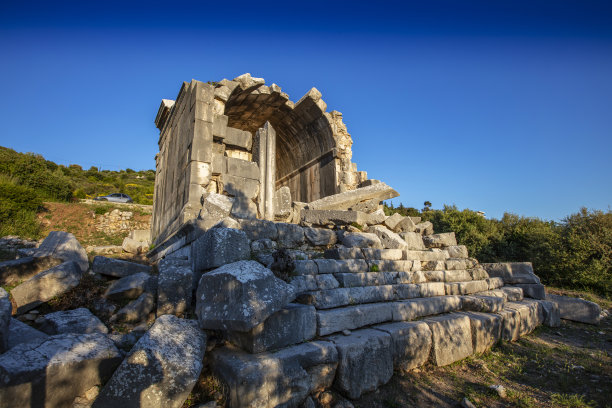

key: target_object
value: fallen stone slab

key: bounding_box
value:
[104,272,155,301]
[0,256,63,286]
[300,209,371,226]
[546,294,601,325]
[0,333,122,408]
[391,296,463,321]
[0,288,10,352]
[480,262,541,284]
[157,258,193,316]
[306,182,399,211]
[111,292,155,324]
[94,315,207,408]
[423,232,457,248]
[7,318,49,350]
[317,303,393,336]
[191,227,250,272]
[195,260,296,331]
[327,328,393,399]
[31,231,89,272]
[210,341,338,408]
[304,227,338,247]
[383,213,404,230]
[459,311,502,354]
[374,321,432,371]
[340,232,382,249]
[10,261,82,315]
[92,256,153,278]
[509,283,546,300]
[227,303,316,353]
[426,313,474,366]
[394,217,417,233]
[38,307,108,335]
[368,225,408,250]
[399,232,426,250]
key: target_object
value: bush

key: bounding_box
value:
[0,179,42,238]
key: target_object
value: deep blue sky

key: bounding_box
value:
[1,1,611,221]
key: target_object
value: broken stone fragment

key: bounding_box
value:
[157,258,193,316]
[104,272,155,301]
[92,256,153,278]
[341,232,382,248]
[7,318,49,350]
[29,231,89,272]
[306,182,399,211]
[191,227,251,272]
[38,307,108,335]
[195,260,296,331]
[111,292,155,324]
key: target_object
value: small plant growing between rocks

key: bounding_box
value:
[370,264,380,272]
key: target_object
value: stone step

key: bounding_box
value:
[334,271,425,288]
[461,295,506,313]
[297,283,446,309]
[496,300,544,341]
[325,248,453,262]
[444,280,490,295]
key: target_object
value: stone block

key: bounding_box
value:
[94,315,207,408]
[7,318,48,350]
[212,152,225,174]
[324,247,365,260]
[349,198,380,213]
[195,261,296,331]
[122,236,148,254]
[459,311,502,354]
[445,280,489,296]
[274,186,292,219]
[405,249,449,261]
[92,256,153,278]
[328,329,393,399]
[374,321,432,371]
[536,299,561,327]
[368,225,408,250]
[317,303,393,336]
[222,173,259,199]
[461,295,505,313]
[316,274,339,290]
[334,272,395,288]
[276,223,305,248]
[391,296,463,321]
[383,213,404,230]
[501,286,524,301]
[292,260,318,275]
[304,227,338,247]
[191,227,250,272]
[212,113,228,138]
[300,209,371,226]
[340,232,382,248]
[0,333,122,408]
[496,308,521,341]
[289,276,318,293]
[225,157,259,180]
[38,308,108,335]
[505,301,544,336]
[104,272,154,301]
[314,259,368,274]
[368,259,417,272]
[399,232,426,250]
[224,127,253,149]
[361,248,403,260]
[111,293,155,324]
[509,283,546,300]
[0,256,62,287]
[394,216,417,233]
[421,261,446,271]
[546,294,601,325]
[11,261,82,315]
[0,288,10,352]
[227,303,316,353]
[414,221,434,235]
[307,182,399,211]
[157,258,194,316]
[231,197,258,219]
[426,313,474,366]
[203,192,234,218]
[445,258,475,270]
[31,231,89,272]
[239,218,279,240]
[487,277,504,290]
[480,262,541,284]
[418,282,446,297]
[446,245,469,258]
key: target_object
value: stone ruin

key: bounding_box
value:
[0,74,605,408]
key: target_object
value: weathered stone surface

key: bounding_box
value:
[316,274,340,290]
[225,128,253,150]
[94,315,207,408]
[306,182,399,211]
[369,259,419,273]
[122,236,148,254]
[324,247,365,260]
[210,341,338,408]
[383,213,404,231]
[418,282,446,296]
[251,238,277,252]
[31,231,89,272]
[459,311,502,354]
[157,258,194,316]
[315,259,369,274]
[317,303,393,336]
[546,294,601,325]
[304,227,337,247]
[203,192,234,218]
[501,286,524,301]
[191,227,250,272]
[111,292,155,324]
[196,261,296,331]
[405,249,449,261]
[394,216,417,233]
[423,232,457,248]
[445,280,489,296]
[300,209,371,226]
[340,232,382,248]
[487,277,504,290]
[92,256,153,278]
[424,269,472,283]
[481,262,541,284]
[446,245,469,258]
[274,186,292,219]
[361,248,403,260]
[328,329,393,399]
[445,258,476,270]
[230,197,258,219]
[426,313,474,366]
[505,301,544,336]
[414,221,434,235]
[509,283,546,300]
[291,260,318,276]
[461,295,505,313]
[0,256,62,286]
[38,307,108,335]
[227,303,316,353]
[368,209,387,225]
[11,261,82,315]
[104,272,154,301]
[239,219,279,240]
[391,296,463,321]
[349,198,380,213]
[374,321,432,371]
[470,266,488,280]
[0,333,122,408]
[496,308,521,341]
[276,223,305,248]
[536,299,561,327]
[7,318,48,350]
[368,225,408,250]
[0,288,10,352]
[399,232,426,250]
[334,272,395,288]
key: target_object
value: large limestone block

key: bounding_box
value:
[157,258,194,316]
[195,261,296,331]
[501,286,524,301]
[300,209,371,226]
[94,315,207,408]
[459,311,502,354]
[227,303,316,353]
[328,329,393,399]
[509,283,546,299]
[422,232,457,248]
[203,192,234,218]
[505,301,544,336]
[221,173,259,199]
[383,213,404,230]
[274,186,292,219]
[315,259,368,274]
[276,223,305,248]
[405,249,449,261]
[306,182,399,211]
[304,227,337,247]
[0,288,10,352]
[111,292,155,324]
[480,262,541,284]
[368,225,408,250]
[414,221,434,235]
[536,299,561,327]
[391,296,463,321]
[399,232,426,250]
[374,321,432,371]
[394,216,417,233]
[324,247,365,260]
[0,256,62,286]
[461,295,505,313]
[122,237,148,254]
[38,307,108,335]
[446,245,469,258]
[426,313,474,366]
[92,256,153,278]
[546,294,601,325]
[210,341,338,408]
[7,318,48,350]
[341,232,382,248]
[32,231,89,272]
[445,280,489,296]
[0,333,122,408]
[104,272,154,301]
[191,227,250,272]
[239,218,279,240]
[11,261,82,315]
[317,303,393,336]
[224,129,253,150]
[496,308,521,341]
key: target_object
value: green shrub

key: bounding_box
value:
[0,178,42,238]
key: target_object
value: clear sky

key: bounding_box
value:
[1,0,610,221]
